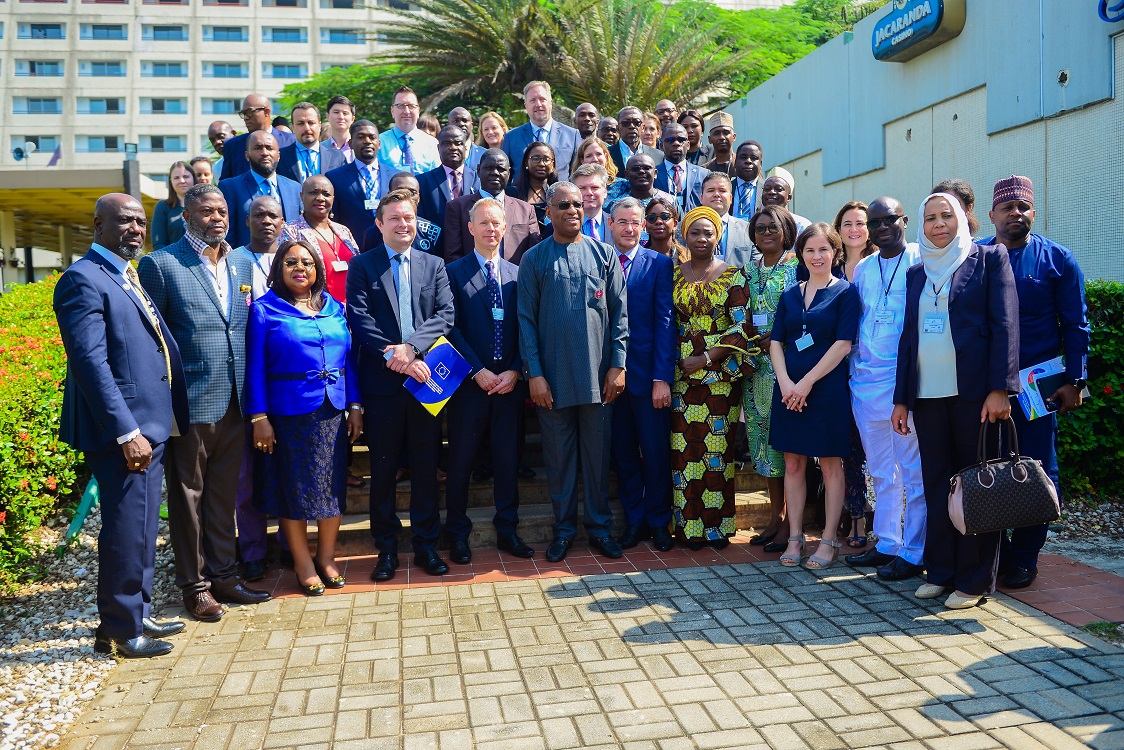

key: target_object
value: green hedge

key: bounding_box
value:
[1057,280,1124,500]
[0,275,81,595]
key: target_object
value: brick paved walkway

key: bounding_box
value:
[61,541,1124,750]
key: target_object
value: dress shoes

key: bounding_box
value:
[763,540,787,554]
[651,526,675,552]
[845,548,895,568]
[546,537,572,562]
[450,540,473,565]
[371,553,399,582]
[877,557,925,581]
[589,536,623,559]
[183,590,224,622]
[415,548,450,576]
[617,524,651,550]
[1001,567,1038,589]
[142,618,185,639]
[242,558,267,582]
[94,632,174,659]
[497,533,535,558]
[211,580,272,605]
[517,465,537,480]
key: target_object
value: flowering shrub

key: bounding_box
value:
[0,275,81,595]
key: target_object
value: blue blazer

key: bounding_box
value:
[218,170,302,249]
[55,250,189,452]
[416,164,479,259]
[621,247,676,394]
[502,121,582,182]
[653,160,707,212]
[218,128,297,181]
[245,290,360,416]
[277,142,347,185]
[138,237,256,424]
[325,160,395,249]
[345,244,456,396]
[894,244,1021,409]
[445,253,521,377]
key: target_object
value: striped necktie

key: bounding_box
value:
[124,265,172,387]
[484,261,502,360]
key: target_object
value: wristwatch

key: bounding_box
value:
[410,344,422,358]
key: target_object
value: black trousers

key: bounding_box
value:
[913,396,1002,596]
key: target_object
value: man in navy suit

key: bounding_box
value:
[326,120,394,250]
[277,101,346,184]
[361,172,443,255]
[218,131,301,248]
[654,123,706,213]
[346,189,456,581]
[218,93,296,181]
[502,81,581,182]
[447,107,487,172]
[416,125,478,258]
[444,149,540,264]
[730,140,765,220]
[571,163,612,242]
[608,106,664,176]
[445,198,535,562]
[606,197,677,551]
[55,194,190,658]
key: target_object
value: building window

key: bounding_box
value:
[78,60,126,76]
[142,0,189,4]
[80,24,127,40]
[201,0,247,5]
[202,97,240,115]
[322,28,362,44]
[143,25,189,42]
[140,98,187,115]
[76,135,123,153]
[12,97,63,115]
[203,25,248,42]
[140,135,187,153]
[82,0,129,3]
[263,27,307,43]
[321,0,359,7]
[142,61,188,77]
[264,62,307,79]
[262,0,307,6]
[204,62,248,78]
[10,136,60,154]
[18,23,66,40]
[77,97,125,114]
[376,0,412,8]
[16,60,65,76]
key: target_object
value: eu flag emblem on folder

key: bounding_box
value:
[403,336,471,416]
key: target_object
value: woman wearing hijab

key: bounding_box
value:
[890,192,1020,610]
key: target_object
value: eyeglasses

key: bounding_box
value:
[662,137,688,144]
[528,155,553,165]
[551,200,581,211]
[655,107,676,115]
[628,165,654,172]
[238,107,267,119]
[619,119,643,127]
[392,102,420,111]
[599,125,618,132]
[283,259,316,268]
[753,224,781,235]
[866,215,901,229]
[645,212,672,222]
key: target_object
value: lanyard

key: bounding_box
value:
[931,281,948,310]
[755,259,783,306]
[876,251,905,307]
[251,251,271,279]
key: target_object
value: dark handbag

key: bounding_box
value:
[948,418,1059,536]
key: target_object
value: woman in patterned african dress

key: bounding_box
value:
[671,206,758,550]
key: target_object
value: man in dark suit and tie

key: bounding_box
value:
[502,81,581,181]
[444,149,539,264]
[730,140,765,220]
[361,172,443,255]
[346,189,456,580]
[278,102,346,184]
[447,107,487,172]
[138,184,272,623]
[416,125,478,258]
[218,131,301,248]
[606,198,677,552]
[700,172,759,270]
[55,194,190,658]
[444,198,535,562]
[218,93,296,181]
[608,106,664,176]
[571,163,612,243]
[326,120,395,252]
[654,123,706,213]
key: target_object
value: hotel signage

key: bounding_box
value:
[872,0,966,62]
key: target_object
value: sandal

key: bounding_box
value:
[779,535,806,567]
[806,539,841,570]
[846,515,867,548]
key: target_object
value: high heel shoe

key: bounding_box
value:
[314,560,346,589]
[297,572,325,597]
[805,539,841,570]
[779,535,806,567]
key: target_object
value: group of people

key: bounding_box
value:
[54,81,1089,660]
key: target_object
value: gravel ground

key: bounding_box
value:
[0,506,178,750]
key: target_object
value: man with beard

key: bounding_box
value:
[702,112,736,178]
[655,100,678,128]
[326,120,395,248]
[138,184,271,623]
[653,123,706,212]
[278,102,346,183]
[608,106,663,176]
[573,102,600,140]
[218,130,301,248]
[980,175,1089,589]
[55,194,190,658]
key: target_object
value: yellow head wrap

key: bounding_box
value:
[680,206,724,245]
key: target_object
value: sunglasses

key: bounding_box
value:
[619,119,644,127]
[551,200,582,211]
[283,259,316,268]
[866,215,901,229]
[238,106,267,119]
[645,212,672,222]
[752,224,780,235]
[662,137,688,144]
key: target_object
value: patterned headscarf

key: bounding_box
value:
[681,206,724,244]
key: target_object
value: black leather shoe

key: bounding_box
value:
[1001,567,1038,589]
[94,632,174,659]
[496,533,535,558]
[546,537,572,562]
[517,464,537,479]
[877,556,925,581]
[211,580,272,605]
[618,524,651,549]
[590,536,623,559]
[371,553,399,582]
[415,548,450,576]
[450,540,472,565]
[651,526,675,552]
[242,558,267,582]
[763,540,787,554]
[845,548,895,567]
[141,618,185,639]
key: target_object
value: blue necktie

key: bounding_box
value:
[401,134,415,170]
[485,261,503,360]
[299,148,316,180]
[535,127,548,144]
[359,165,377,215]
[738,182,753,218]
[718,229,728,259]
[393,254,414,340]
[259,179,277,200]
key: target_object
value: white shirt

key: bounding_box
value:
[235,246,275,301]
[850,245,920,422]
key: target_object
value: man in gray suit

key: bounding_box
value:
[518,182,628,562]
[138,184,271,623]
[608,106,664,175]
[699,172,759,270]
[502,81,581,182]
[654,123,706,212]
